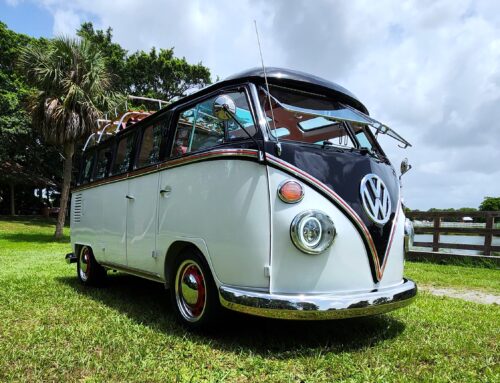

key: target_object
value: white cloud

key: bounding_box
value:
[14,0,500,209]
[51,9,81,36]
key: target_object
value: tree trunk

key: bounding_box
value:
[54,141,75,239]
[9,182,15,216]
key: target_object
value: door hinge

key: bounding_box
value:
[151,250,160,259]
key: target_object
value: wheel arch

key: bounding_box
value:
[164,240,215,287]
[73,242,94,257]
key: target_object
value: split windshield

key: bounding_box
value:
[259,86,410,152]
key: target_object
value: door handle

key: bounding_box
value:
[126,195,135,200]
[160,186,172,195]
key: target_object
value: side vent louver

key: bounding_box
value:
[73,194,83,223]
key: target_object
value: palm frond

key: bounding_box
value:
[19,36,122,145]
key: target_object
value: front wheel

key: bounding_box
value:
[170,249,221,329]
[77,246,107,286]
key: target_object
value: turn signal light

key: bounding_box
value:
[278,180,304,203]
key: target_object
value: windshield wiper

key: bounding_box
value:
[339,103,412,149]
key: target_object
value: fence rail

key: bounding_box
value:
[405,210,500,264]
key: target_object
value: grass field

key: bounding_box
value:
[405,261,500,294]
[0,217,499,382]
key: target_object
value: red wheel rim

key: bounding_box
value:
[175,260,207,322]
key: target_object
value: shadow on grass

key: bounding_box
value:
[57,273,406,357]
[0,215,58,227]
[1,232,70,243]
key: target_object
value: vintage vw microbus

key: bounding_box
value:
[67,68,417,329]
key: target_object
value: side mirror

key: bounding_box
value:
[400,158,412,176]
[213,95,236,120]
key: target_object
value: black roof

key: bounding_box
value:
[167,67,369,114]
[224,67,369,114]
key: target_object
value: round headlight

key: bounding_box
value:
[290,210,336,254]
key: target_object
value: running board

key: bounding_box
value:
[99,261,165,284]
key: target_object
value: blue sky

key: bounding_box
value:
[2,0,500,209]
[1,1,53,37]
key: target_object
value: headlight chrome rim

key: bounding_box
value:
[290,210,336,254]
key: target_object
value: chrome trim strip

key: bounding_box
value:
[73,148,260,192]
[219,279,417,320]
[100,261,165,283]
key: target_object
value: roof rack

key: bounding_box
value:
[83,95,168,151]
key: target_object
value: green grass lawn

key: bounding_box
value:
[405,261,500,294]
[0,217,499,382]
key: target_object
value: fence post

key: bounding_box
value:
[432,216,441,252]
[484,214,493,256]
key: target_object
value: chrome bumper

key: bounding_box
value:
[219,278,417,320]
[65,252,77,264]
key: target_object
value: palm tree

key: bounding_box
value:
[19,37,119,239]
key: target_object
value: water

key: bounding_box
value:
[414,234,500,255]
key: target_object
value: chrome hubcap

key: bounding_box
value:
[175,260,206,322]
[79,247,90,281]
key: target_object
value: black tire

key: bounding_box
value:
[169,248,221,330]
[77,245,107,286]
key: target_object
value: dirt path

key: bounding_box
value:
[420,285,500,305]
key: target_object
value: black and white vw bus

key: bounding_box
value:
[68,67,417,329]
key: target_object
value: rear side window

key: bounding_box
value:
[137,123,163,168]
[95,144,114,180]
[171,91,256,157]
[112,134,135,175]
[80,151,95,184]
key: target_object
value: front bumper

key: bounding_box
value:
[219,278,417,320]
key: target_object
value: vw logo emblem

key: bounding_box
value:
[360,174,392,225]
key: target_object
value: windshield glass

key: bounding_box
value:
[259,86,411,149]
[259,86,377,151]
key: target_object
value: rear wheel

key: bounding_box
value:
[77,246,107,286]
[170,249,221,329]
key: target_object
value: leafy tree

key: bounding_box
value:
[0,22,61,214]
[76,22,128,92]
[77,23,211,102]
[126,47,211,101]
[19,37,121,238]
[0,21,34,162]
[479,197,500,211]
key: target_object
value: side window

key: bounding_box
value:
[94,144,114,180]
[137,122,163,168]
[112,134,135,175]
[225,91,257,141]
[171,91,256,157]
[80,151,95,184]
